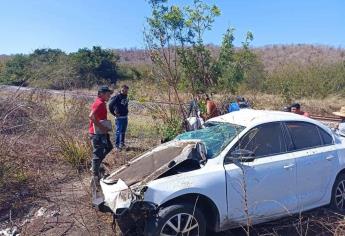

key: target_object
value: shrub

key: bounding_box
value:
[157,117,183,143]
[0,54,29,86]
[55,134,92,172]
[0,46,121,89]
[262,61,345,99]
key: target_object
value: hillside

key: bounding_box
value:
[254,44,345,73]
[115,44,345,73]
[0,55,10,62]
[2,44,344,73]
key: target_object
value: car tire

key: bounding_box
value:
[145,203,206,236]
[330,173,345,213]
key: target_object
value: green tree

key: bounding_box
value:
[234,32,265,92]
[71,46,119,87]
[145,0,221,123]
[30,48,64,64]
[179,0,221,93]
[145,0,188,120]
[0,54,29,86]
[0,47,120,89]
[27,48,67,88]
[216,27,240,91]
[216,29,263,92]
[29,54,79,89]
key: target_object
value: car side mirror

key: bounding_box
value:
[230,149,255,162]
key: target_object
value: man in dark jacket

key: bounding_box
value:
[109,85,129,150]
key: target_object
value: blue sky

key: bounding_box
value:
[0,0,344,54]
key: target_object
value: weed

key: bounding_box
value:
[55,134,92,172]
[157,116,183,142]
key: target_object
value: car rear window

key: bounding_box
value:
[285,122,322,150]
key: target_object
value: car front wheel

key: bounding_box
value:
[331,173,345,213]
[146,203,206,236]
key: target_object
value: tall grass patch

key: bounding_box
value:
[263,61,345,101]
[56,134,92,172]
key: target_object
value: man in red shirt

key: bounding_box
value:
[89,86,113,180]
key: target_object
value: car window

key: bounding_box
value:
[231,122,286,158]
[285,122,322,150]
[318,127,333,145]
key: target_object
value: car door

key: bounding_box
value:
[224,122,298,225]
[285,121,338,209]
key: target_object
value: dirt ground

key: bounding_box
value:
[0,141,154,236]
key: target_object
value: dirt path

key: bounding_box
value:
[5,173,114,236]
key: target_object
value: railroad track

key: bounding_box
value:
[309,115,341,122]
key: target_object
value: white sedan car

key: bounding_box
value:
[96,110,345,236]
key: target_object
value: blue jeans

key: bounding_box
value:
[115,116,128,148]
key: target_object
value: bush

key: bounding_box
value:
[0,46,120,89]
[157,117,183,142]
[144,103,184,142]
[262,61,345,100]
[117,64,151,81]
[0,54,29,86]
[55,134,92,172]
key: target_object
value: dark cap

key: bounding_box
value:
[98,85,113,94]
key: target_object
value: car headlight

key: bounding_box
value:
[130,183,148,199]
[118,188,133,202]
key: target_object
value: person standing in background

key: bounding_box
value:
[109,85,129,151]
[186,94,204,131]
[291,103,309,117]
[228,96,241,113]
[333,107,345,137]
[205,94,219,120]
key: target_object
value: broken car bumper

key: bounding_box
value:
[93,198,157,234]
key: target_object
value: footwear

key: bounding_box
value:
[90,176,103,201]
[119,144,127,151]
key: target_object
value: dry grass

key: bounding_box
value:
[113,80,345,117]
[0,88,161,235]
[0,98,53,221]
[0,90,86,221]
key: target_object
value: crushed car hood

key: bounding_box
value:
[103,140,207,187]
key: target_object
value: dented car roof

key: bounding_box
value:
[209,109,320,127]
